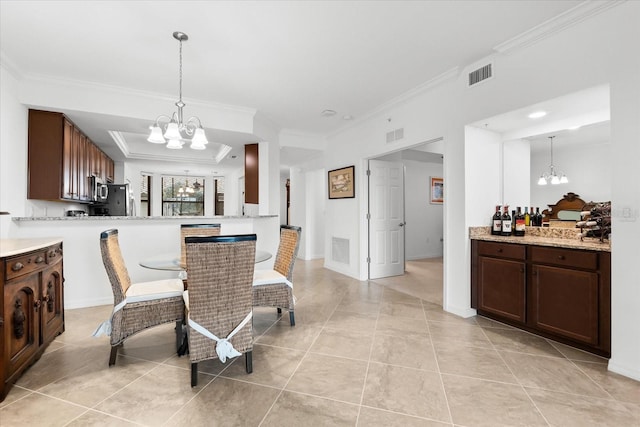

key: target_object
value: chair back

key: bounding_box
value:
[180,223,221,266]
[100,229,132,304]
[273,225,302,281]
[185,234,256,363]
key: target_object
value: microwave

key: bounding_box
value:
[89,176,108,202]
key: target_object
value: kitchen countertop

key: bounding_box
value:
[12,215,278,221]
[469,226,611,252]
[0,237,63,258]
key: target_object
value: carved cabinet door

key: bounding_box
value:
[41,263,64,345]
[3,274,40,378]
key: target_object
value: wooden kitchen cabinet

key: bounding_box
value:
[471,239,610,357]
[529,246,609,349]
[476,241,526,324]
[1,242,65,401]
[28,109,114,202]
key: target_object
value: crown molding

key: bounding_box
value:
[326,67,460,139]
[0,51,24,80]
[20,72,257,115]
[493,0,625,54]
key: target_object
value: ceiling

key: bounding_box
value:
[0,1,585,173]
[469,84,610,152]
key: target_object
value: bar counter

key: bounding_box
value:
[469,226,611,252]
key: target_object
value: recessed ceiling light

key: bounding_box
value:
[567,125,581,130]
[528,111,547,119]
[321,109,336,117]
[342,115,353,120]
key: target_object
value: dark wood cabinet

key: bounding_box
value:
[1,242,65,401]
[471,239,610,357]
[28,109,115,202]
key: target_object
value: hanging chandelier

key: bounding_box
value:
[537,135,568,185]
[177,170,200,196]
[148,31,209,150]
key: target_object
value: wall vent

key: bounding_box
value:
[468,63,493,87]
[386,127,405,143]
[331,237,350,264]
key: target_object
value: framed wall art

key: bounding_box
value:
[430,177,443,204]
[328,165,355,199]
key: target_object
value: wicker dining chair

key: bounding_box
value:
[95,229,185,366]
[252,225,302,326]
[180,224,221,267]
[184,234,257,387]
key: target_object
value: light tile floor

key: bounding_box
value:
[1,258,639,426]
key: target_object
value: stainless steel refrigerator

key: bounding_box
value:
[89,183,130,216]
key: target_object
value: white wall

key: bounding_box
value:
[503,139,531,211]
[404,159,443,259]
[321,3,640,379]
[530,140,612,209]
[464,126,502,228]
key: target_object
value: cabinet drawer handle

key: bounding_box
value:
[49,251,56,258]
[558,255,566,260]
[35,256,45,264]
[11,262,24,272]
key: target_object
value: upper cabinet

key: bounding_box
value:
[28,110,114,203]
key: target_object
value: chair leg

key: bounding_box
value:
[175,320,182,351]
[109,345,118,366]
[289,310,295,326]
[191,363,198,387]
[245,351,253,374]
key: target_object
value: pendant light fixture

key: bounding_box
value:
[178,170,196,196]
[537,135,569,185]
[148,32,209,150]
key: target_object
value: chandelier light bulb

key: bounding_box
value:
[163,122,181,140]
[560,174,569,184]
[166,139,183,149]
[538,175,547,185]
[147,125,166,144]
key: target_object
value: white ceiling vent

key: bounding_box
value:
[468,63,493,87]
[386,128,404,143]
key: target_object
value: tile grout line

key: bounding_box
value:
[422,298,455,426]
[256,292,347,426]
[477,323,553,427]
[355,281,384,426]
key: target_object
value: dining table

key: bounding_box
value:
[139,249,272,272]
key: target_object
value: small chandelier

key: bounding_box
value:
[178,170,198,196]
[148,32,209,150]
[537,135,568,185]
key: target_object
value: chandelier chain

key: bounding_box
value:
[178,36,183,103]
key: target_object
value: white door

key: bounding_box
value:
[369,160,405,279]
[238,176,245,216]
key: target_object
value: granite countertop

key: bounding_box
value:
[0,237,63,257]
[469,226,611,252]
[12,215,278,221]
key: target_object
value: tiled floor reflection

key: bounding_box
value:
[1,258,638,426]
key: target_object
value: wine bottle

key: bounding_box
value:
[511,209,516,235]
[524,206,530,227]
[534,207,541,226]
[501,206,512,236]
[514,206,525,236]
[491,205,502,235]
[529,207,535,226]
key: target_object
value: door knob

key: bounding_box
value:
[399,222,406,227]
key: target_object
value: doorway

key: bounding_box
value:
[367,140,444,281]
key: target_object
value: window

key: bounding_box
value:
[161,175,205,216]
[140,174,151,217]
